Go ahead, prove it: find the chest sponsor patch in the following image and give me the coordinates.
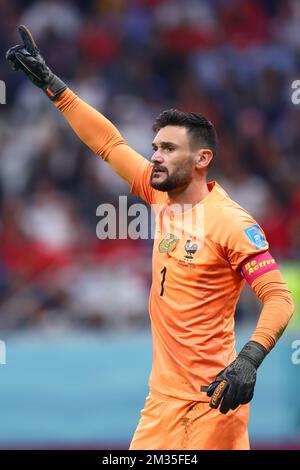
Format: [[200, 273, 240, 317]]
[[244, 224, 267, 250], [241, 251, 278, 284]]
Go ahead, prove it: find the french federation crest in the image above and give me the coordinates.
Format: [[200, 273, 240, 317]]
[[159, 233, 179, 253], [184, 239, 198, 259]]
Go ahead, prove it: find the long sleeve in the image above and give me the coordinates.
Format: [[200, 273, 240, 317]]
[[54, 88, 147, 186], [250, 269, 294, 351]]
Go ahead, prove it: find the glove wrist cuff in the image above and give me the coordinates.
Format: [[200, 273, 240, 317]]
[[238, 340, 268, 369], [43, 74, 67, 101]]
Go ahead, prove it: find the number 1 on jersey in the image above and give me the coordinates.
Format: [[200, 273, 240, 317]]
[[160, 266, 167, 296]]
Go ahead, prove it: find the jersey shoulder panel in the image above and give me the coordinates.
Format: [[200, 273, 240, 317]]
[[209, 185, 269, 270]]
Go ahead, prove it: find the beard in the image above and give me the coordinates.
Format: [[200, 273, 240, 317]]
[[150, 162, 194, 192]]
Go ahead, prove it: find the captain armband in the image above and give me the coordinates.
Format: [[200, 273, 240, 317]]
[[241, 251, 278, 285]]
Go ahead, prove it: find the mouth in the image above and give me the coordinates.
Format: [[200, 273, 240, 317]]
[[152, 167, 167, 178]]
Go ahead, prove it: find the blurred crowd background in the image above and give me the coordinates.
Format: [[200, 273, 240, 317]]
[[0, 0, 299, 449], [0, 0, 299, 332]]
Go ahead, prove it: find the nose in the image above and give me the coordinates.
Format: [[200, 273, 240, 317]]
[[151, 150, 164, 164]]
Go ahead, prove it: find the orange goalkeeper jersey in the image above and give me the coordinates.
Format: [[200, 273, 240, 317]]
[[132, 160, 270, 401], [55, 89, 292, 403]]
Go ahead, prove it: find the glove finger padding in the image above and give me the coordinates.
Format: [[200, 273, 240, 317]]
[[206, 381, 218, 397], [18, 25, 38, 55], [208, 379, 228, 409], [221, 382, 244, 413], [6, 24, 39, 73], [6, 45, 24, 71], [15, 50, 50, 85], [219, 383, 236, 414], [229, 384, 242, 410], [240, 387, 254, 405]]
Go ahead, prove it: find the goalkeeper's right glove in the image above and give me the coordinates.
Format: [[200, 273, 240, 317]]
[[6, 25, 67, 101]]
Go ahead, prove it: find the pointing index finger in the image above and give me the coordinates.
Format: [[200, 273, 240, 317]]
[[18, 25, 38, 55]]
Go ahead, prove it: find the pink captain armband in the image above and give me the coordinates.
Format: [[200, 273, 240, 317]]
[[241, 251, 279, 285]]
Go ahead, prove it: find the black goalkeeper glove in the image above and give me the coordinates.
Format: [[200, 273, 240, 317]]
[[206, 341, 268, 414], [6, 25, 67, 101]]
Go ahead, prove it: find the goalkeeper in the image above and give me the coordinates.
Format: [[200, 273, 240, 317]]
[[6, 26, 294, 450]]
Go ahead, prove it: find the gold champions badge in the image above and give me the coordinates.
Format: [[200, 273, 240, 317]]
[[159, 233, 179, 253]]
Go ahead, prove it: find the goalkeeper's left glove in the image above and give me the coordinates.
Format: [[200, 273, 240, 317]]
[[206, 340, 268, 414], [6, 25, 67, 101]]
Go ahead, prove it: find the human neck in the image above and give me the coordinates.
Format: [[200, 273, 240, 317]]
[[167, 177, 210, 208]]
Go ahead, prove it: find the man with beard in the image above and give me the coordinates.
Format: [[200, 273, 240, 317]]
[[6, 26, 294, 450]]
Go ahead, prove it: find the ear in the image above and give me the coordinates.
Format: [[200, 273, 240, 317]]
[[195, 149, 213, 170]]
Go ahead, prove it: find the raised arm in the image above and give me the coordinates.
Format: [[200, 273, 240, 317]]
[[6, 25, 147, 186], [54, 89, 146, 185]]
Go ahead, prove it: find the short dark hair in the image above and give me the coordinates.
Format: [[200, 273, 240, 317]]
[[153, 109, 217, 156]]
